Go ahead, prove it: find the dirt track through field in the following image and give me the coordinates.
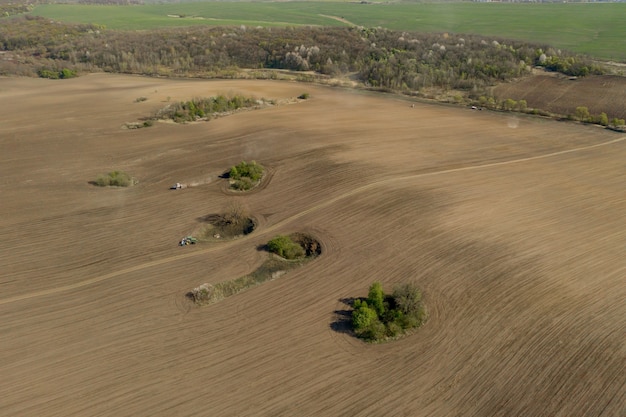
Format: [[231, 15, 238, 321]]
[[3, 135, 623, 307], [1, 74, 624, 417]]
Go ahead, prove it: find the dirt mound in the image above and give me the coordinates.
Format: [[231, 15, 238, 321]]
[[290, 232, 322, 257], [197, 213, 256, 240]]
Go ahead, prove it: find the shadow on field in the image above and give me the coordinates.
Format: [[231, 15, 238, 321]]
[[330, 297, 357, 335]]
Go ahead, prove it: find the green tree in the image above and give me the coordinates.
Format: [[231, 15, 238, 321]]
[[367, 282, 385, 317], [60, 68, 77, 79], [575, 106, 590, 122], [503, 98, 517, 111], [352, 299, 378, 332], [599, 112, 609, 126]]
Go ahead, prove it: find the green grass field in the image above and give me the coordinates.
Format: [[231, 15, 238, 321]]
[[28, 2, 626, 61]]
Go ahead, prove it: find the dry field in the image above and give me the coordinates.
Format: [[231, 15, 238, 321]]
[[494, 71, 626, 120], [1, 74, 625, 416]]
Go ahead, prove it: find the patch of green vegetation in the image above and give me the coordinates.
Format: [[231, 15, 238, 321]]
[[155, 95, 259, 123], [229, 160, 264, 191], [93, 170, 134, 187], [267, 235, 305, 260], [352, 281, 426, 343], [38, 68, 77, 79], [298, 92, 310, 100]]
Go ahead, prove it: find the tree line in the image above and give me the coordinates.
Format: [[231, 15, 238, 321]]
[[0, 15, 604, 96]]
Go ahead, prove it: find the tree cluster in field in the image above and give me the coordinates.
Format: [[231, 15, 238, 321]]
[[93, 170, 134, 187], [538, 53, 601, 77], [0, 16, 604, 95], [154, 94, 259, 123], [228, 160, 264, 191], [352, 281, 426, 342]]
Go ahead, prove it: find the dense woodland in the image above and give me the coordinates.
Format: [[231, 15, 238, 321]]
[[0, 15, 604, 98]]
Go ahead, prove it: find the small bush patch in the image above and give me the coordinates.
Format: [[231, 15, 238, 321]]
[[228, 160, 265, 191], [267, 235, 305, 260], [93, 170, 134, 187], [38, 68, 77, 79]]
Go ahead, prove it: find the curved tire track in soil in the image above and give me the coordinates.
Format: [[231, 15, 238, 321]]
[[1, 135, 624, 307]]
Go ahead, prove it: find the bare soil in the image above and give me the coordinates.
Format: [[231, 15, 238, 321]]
[[1, 73, 624, 417], [493, 71, 626, 120]]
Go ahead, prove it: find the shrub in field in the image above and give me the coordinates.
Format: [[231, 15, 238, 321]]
[[351, 281, 426, 343], [188, 283, 213, 304], [38, 68, 77, 79], [60, 68, 77, 79], [229, 160, 264, 190], [94, 170, 134, 187], [231, 176, 253, 191], [267, 235, 305, 260]]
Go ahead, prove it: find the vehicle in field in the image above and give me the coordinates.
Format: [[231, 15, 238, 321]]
[[179, 236, 197, 246]]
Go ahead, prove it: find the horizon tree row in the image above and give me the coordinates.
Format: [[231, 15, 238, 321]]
[[1, 16, 604, 95]]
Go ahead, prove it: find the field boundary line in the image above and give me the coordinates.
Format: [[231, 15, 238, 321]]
[[1, 136, 624, 306]]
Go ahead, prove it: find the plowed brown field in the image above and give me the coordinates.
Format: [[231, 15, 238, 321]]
[[494, 72, 626, 120], [1, 74, 624, 417]]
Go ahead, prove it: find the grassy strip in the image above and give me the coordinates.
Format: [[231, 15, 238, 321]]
[[189, 256, 309, 306]]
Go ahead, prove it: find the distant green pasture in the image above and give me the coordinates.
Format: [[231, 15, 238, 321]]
[[29, 2, 626, 61]]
